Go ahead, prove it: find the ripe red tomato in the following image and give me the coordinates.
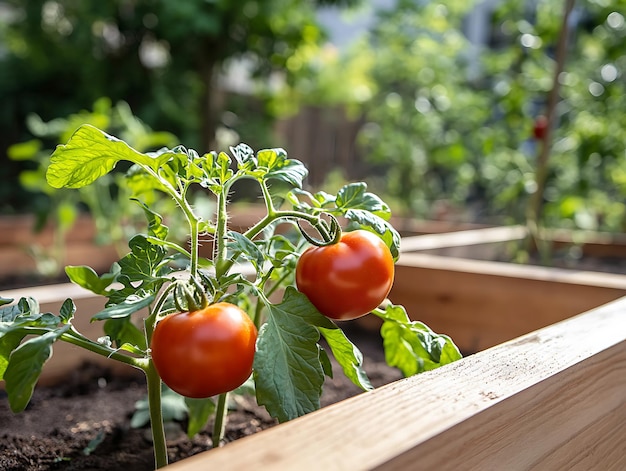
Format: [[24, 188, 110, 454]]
[[533, 115, 548, 140], [296, 229, 395, 320], [150, 302, 257, 398]]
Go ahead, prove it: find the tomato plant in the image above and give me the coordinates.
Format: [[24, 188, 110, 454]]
[[0, 124, 461, 469], [296, 230, 394, 320], [151, 302, 257, 398]]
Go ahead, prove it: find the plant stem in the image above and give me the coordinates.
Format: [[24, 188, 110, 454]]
[[146, 360, 168, 469], [259, 180, 276, 216], [526, 0, 575, 245], [243, 209, 327, 241], [60, 329, 148, 370], [212, 392, 229, 448], [140, 164, 199, 276], [188, 207, 200, 279], [214, 188, 229, 279]]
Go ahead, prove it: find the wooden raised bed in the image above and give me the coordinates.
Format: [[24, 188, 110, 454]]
[[0, 215, 119, 282], [2, 229, 626, 469], [166, 295, 626, 470], [389, 226, 626, 353]]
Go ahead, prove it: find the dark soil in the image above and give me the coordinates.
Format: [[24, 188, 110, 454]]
[[0, 324, 401, 471]]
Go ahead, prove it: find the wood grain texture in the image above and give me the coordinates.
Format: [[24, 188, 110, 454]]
[[388, 253, 626, 352], [166, 296, 626, 471], [399, 225, 527, 252]]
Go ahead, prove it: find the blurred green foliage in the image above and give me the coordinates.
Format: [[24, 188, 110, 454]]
[[276, 0, 626, 232], [358, 0, 626, 231], [7, 98, 203, 276], [3, 0, 626, 234], [0, 0, 359, 214]]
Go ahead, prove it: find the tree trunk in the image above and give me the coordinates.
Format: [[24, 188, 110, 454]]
[[198, 49, 222, 153]]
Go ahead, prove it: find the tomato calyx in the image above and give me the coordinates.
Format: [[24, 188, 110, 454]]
[[172, 277, 209, 313], [296, 212, 342, 247]]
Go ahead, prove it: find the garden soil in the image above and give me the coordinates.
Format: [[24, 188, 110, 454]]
[[0, 324, 401, 471]]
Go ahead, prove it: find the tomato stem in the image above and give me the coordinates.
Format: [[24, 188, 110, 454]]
[[59, 327, 148, 370], [212, 392, 229, 448], [260, 179, 276, 216], [214, 187, 230, 279], [146, 360, 169, 469]]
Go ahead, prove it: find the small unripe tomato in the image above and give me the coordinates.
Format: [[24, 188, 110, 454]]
[[150, 302, 257, 398], [295, 230, 395, 320]]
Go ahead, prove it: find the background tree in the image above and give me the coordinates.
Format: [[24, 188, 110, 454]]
[[0, 0, 359, 213], [272, 0, 626, 232]]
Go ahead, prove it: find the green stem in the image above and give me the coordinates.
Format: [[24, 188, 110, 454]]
[[147, 237, 192, 259], [214, 188, 230, 279], [188, 209, 200, 279], [212, 392, 229, 448], [60, 328, 148, 370], [60, 326, 168, 467], [211, 208, 337, 283], [146, 360, 168, 469], [243, 209, 325, 241], [259, 180, 276, 216], [139, 165, 199, 277], [145, 283, 179, 333]]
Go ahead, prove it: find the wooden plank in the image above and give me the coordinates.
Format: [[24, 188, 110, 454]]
[[165, 296, 626, 471], [387, 253, 626, 352], [0, 283, 139, 386], [399, 225, 527, 252], [400, 224, 626, 261]]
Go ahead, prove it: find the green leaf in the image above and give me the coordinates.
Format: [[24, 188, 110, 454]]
[[132, 199, 169, 241], [17, 297, 39, 317], [0, 298, 59, 333], [118, 235, 169, 283], [185, 397, 215, 438], [257, 148, 308, 188], [93, 292, 155, 321], [0, 297, 13, 307], [103, 317, 147, 350], [58, 298, 76, 323], [130, 410, 150, 429], [227, 231, 265, 270], [319, 347, 334, 378], [253, 287, 326, 422], [131, 384, 188, 429], [0, 298, 35, 323], [201, 151, 234, 191], [267, 234, 299, 268], [46, 124, 172, 189], [7, 139, 42, 161], [5, 326, 70, 412], [160, 386, 189, 421], [319, 327, 373, 391], [378, 305, 462, 377], [66, 265, 118, 295], [0, 331, 25, 381], [336, 183, 391, 219], [230, 143, 255, 166]]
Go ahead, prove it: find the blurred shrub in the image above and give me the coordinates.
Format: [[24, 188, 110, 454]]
[[359, 0, 626, 231], [275, 0, 626, 232], [7, 98, 209, 276]]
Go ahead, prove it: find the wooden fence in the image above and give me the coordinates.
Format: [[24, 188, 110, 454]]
[[274, 106, 369, 186]]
